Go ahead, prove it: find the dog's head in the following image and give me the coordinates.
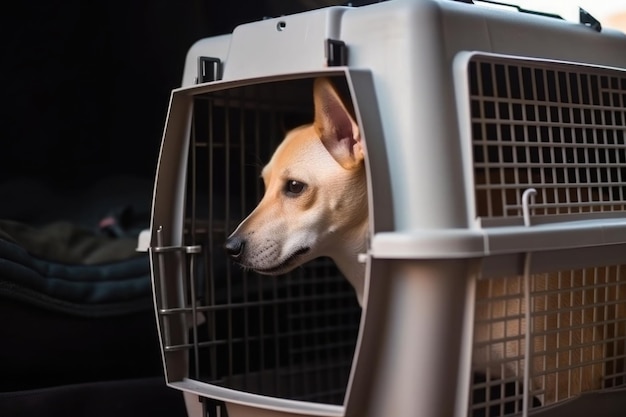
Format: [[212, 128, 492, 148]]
[[225, 78, 368, 279]]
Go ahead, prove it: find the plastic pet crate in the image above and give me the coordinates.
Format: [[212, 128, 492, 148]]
[[148, 0, 626, 416]]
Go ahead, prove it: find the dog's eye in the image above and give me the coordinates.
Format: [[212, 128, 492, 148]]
[[284, 180, 306, 196]]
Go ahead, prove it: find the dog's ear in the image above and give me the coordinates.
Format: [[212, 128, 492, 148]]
[[313, 78, 363, 170]]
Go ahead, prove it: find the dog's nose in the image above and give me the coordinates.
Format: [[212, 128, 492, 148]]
[[224, 235, 245, 259]]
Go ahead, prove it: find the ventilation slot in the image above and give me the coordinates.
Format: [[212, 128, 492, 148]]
[[469, 56, 626, 225]]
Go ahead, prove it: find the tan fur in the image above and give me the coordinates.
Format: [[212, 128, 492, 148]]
[[474, 270, 626, 405], [225, 78, 368, 303]]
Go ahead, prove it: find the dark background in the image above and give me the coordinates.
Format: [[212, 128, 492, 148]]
[[0, 1, 367, 186], [0, 0, 385, 229]]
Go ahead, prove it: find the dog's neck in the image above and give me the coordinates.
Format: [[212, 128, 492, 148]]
[[330, 220, 368, 306]]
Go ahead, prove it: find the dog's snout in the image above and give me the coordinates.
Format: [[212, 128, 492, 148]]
[[225, 235, 245, 259]]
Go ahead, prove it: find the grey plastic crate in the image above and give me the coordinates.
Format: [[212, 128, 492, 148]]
[[148, 1, 626, 416]]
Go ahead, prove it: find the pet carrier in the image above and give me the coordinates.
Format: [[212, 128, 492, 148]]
[[148, 0, 626, 416]]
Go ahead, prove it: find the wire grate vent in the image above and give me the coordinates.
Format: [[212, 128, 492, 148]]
[[471, 266, 626, 416], [469, 55, 626, 224], [153, 78, 362, 405]]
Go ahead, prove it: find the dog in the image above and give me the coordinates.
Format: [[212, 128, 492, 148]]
[[224, 77, 368, 305], [225, 77, 626, 409]]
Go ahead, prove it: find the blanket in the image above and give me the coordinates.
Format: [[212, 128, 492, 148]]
[[0, 220, 152, 317]]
